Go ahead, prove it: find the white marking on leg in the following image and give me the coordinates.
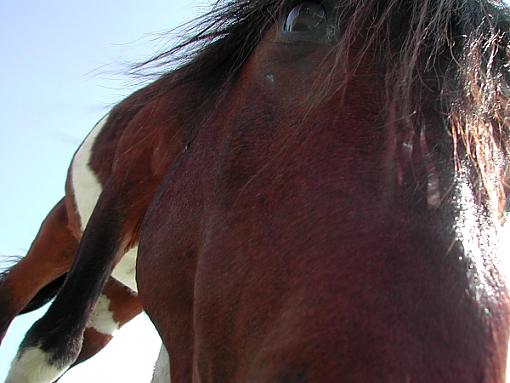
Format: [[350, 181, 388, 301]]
[[6, 347, 66, 383], [71, 114, 108, 231], [70, 115, 140, 293], [151, 345, 171, 383], [86, 294, 120, 336], [112, 246, 139, 293]]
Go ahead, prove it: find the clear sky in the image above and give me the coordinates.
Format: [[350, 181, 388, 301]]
[[0, 1, 209, 381]]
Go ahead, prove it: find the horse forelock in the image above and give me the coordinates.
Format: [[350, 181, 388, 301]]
[[132, 0, 510, 217], [330, 0, 510, 220]]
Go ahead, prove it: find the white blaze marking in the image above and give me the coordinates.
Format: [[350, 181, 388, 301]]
[[111, 246, 139, 293], [71, 114, 108, 231], [6, 347, 66, 383], [86, 294, 120, 336]]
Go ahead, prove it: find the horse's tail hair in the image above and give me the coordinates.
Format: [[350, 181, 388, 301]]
[[0, 255, 22, 285], [0, 256, 66, 314]]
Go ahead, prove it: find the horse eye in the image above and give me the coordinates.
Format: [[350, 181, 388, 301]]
[[283, 2, 327, 33]]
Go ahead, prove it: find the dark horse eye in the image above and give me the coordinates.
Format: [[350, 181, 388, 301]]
[[283, 2, 327, 33]]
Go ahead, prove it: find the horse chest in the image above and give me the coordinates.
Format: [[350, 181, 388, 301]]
[[70, 114, 138, 293]]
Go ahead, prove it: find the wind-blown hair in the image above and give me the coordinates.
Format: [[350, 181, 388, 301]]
[[135, 0, 510, 211]]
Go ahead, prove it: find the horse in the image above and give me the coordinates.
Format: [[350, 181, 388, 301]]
[[4, 0, 510, 382], [0, 73, 191, 376], [0, 198, 143, 367]]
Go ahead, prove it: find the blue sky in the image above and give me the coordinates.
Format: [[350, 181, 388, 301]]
[[0, 1, 208, 381]]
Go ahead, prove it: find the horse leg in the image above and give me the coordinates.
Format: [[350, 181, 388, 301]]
[[0, 198, 78, 343], [72, 277, 142, 366], [5, 190, 129, 383]]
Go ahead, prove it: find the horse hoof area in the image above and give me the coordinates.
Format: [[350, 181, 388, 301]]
[[5, 347, 66, 383]]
